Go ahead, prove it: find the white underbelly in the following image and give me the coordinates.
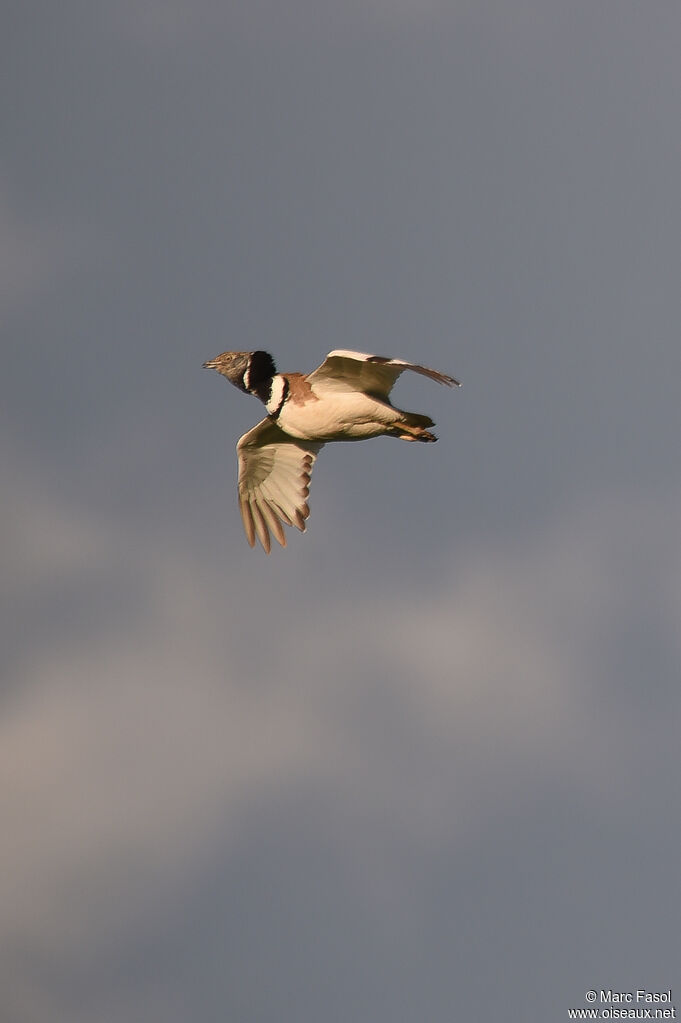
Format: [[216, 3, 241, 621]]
[[278, 392, 399, 442]]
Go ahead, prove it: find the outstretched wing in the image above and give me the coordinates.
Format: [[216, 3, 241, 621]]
[[307, 349, 460, 398], [236, 419, 323, 553]]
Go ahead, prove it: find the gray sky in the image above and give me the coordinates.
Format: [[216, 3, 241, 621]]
[[3, 3, 681, 1021]]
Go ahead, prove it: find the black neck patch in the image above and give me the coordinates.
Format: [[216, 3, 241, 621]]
[[246, 350, 276, 397]]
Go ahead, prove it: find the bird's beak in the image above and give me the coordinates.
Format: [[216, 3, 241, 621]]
[[202, 359, 218, 370]]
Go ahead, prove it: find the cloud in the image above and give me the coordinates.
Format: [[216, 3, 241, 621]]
[[108, 0, 466, 51], [3, 454, 681, 1018], [105, 0, 573, 57], [0, 185, 93, 316]]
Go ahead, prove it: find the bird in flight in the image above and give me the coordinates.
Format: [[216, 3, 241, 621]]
[[203, 348, 459, 552]]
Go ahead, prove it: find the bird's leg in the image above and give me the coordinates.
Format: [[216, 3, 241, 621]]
[[389, 423, 438, 442]]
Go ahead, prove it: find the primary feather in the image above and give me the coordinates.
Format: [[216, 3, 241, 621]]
[[237, 419, 322, 553]]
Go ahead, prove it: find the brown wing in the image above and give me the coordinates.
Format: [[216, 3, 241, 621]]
[[236, 419, 323, 553], [306, 349, 460, 398]]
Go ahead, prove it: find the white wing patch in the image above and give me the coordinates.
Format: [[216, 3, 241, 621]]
[[307, 349, 459, 398], [236, 419, 323, 553]]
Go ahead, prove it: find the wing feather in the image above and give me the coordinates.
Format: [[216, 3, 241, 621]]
[[236, 419, 322, 552], [307, 349, 459, 398], [255, 493, 287, 549], [249, 499, 272, 554], [239, 493, 257, 548], [259, 480, 295, 527], [260, 457, 306, 509]]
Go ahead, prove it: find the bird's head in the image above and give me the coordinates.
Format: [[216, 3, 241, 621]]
[[202, 350, 276, 393]]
